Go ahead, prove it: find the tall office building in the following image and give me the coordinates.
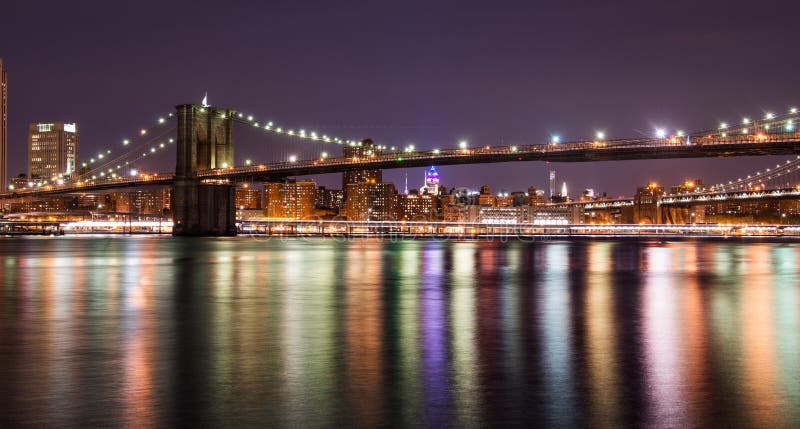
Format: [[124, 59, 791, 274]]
[[263, 179, 316, 219], [28, 122, 79, 179], [1, 59, 7, 191], [342, 138, 382, 202]]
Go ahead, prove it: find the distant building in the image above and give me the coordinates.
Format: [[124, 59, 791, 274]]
[[531, 205, 584, 225], [495, 192, 514, 207], [634, 182, 665, 224], [397, 193, 438, 221], [345, 181, 397, 221], [342, 139, 382, 203], [419, 165, 444, 195], [1, 58, 7, 191], [478, 184, 496, 206], [315, 186, 344, 211], [473, 206, 530, 224], [527, 186, 545, 206], [235, 184, 262, 209], [264, 179, 316, 219], [28, 122, 79, 179], [111, 188, 171, 214], [670, 179, 705, 195]]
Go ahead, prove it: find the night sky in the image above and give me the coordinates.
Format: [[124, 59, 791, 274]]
[[2, 0, 800, 196]]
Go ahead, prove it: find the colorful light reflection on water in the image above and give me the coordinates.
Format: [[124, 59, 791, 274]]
[[0, 237, 799, 427]]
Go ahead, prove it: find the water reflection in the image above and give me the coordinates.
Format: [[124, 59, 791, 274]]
[[0, 237, 799, 427]]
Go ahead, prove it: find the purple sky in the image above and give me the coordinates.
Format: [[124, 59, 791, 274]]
[[2, 0, 799, 196]]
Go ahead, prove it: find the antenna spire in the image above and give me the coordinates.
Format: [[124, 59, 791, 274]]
[[201, 92, 209, 107]]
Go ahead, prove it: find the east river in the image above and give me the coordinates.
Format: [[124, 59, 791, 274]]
[[0, 237, 799, 428]]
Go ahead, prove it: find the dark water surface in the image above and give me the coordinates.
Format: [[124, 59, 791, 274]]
[[1, 237, 799, 428]]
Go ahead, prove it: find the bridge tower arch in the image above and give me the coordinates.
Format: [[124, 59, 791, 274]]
[[172, 104, 237, 236]]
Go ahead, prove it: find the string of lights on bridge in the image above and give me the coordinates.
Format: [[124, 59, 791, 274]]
[[8, 102, 800, 195], [16, 112, 178, 190]]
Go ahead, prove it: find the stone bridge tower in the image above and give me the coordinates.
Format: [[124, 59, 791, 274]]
[[172, 104, 237, 236]]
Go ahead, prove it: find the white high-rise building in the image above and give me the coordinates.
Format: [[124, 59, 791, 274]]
[[27, 122, 79, 179]]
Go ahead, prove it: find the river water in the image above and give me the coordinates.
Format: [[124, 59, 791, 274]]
[[0, 237, 798, 428]]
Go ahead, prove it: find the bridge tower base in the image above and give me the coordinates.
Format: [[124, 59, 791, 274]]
[[172, 104, 238, 236]]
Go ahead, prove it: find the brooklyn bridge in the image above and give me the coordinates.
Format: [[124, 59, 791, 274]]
[[3, 103, 800, 235]]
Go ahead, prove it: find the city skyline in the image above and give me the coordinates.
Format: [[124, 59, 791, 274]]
[[2, 1, 800, 195]]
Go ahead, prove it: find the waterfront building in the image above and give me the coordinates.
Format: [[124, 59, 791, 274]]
[[473, 206, 530, 224], [28, 121, 78, 179], [1, 58, 7, 191], [397, 192, 439, 221], [111, 188, 171, 214], [342, 138, 382, 203], [264, 179, 316, 219], [531, 205, 584, 225], [235, 183, 262, 209], [344, 180, 397, 221]]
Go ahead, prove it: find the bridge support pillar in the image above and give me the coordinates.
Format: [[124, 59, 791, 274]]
[[172, 104, 238, 236]]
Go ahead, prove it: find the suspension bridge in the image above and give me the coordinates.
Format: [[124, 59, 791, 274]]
[[3, 102, 800, 235]]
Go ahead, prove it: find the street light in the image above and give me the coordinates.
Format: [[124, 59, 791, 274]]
[[595, 131, 605, 140], [655, 128, 666, 139]]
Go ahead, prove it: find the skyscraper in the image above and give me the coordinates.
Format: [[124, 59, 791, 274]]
[[27, 122, 79, 179], [0, 59, 7, 191]]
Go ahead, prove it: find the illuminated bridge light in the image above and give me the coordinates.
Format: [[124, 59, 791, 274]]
[[791, 107, 798, 114], [742, 118, 750, 124], [719, 122, 728, 129], [655, 128, 666, 138], [595, 131, 606, 140], [551, 135, 560, 144], [765, 112, 775, 120]]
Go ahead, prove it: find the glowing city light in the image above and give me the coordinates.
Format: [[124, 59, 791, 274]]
[[130, 169, 138, 176], [551, 135, 561, 144], [655, 128, 666, 139], [719, 122, 728, 129], [459, 140, 468, 149], [289, 155, 297, 162], [765, 112, 775, 120], [595, 131, 605, 140]]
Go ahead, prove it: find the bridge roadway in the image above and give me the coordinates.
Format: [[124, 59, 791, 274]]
[[4, 134, 800, 198]]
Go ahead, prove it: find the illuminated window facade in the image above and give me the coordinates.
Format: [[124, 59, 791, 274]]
[[235, 184, 262, 209], [345, 181, 397, 221], [264, 179, 316, 219], [27, 121, 78, 179]]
